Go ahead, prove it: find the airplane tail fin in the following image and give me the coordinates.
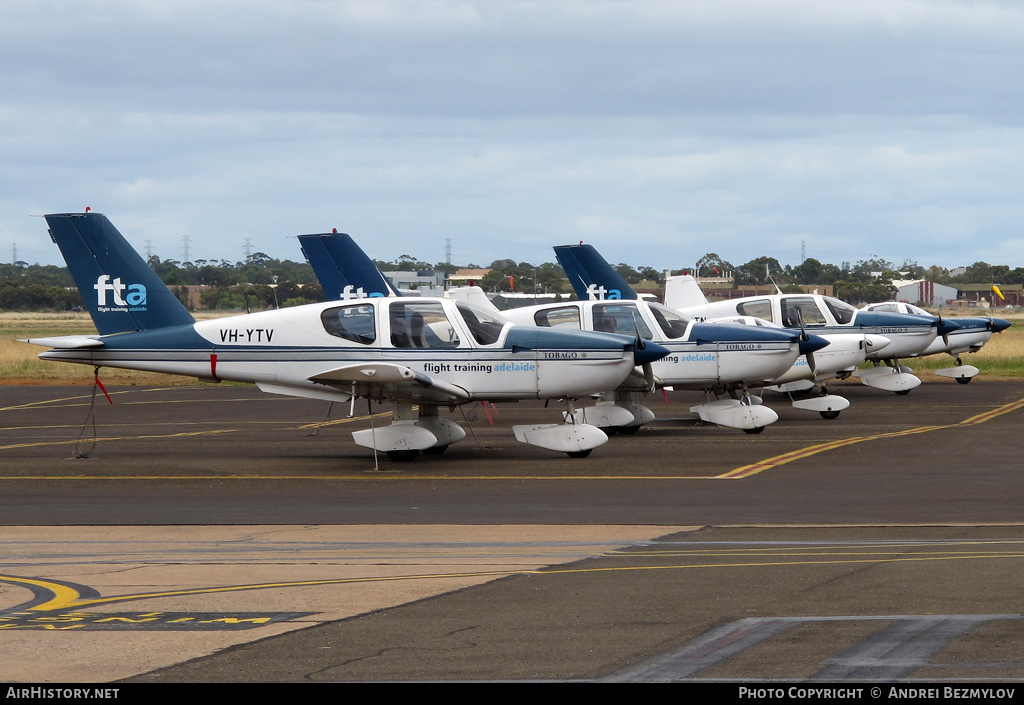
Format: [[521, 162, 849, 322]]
[[553, 244, 637, 300], [298, 232, 401, 300], [44, 212, 195, 335], [663, 274, 709, 310]]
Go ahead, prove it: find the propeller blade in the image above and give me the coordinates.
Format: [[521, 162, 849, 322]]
[[630, 310, 646, 350]]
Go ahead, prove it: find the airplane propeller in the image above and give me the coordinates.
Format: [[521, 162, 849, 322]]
[[629, 309, 656, 392], [789, 306, 817, 376], [936, 309, 949, 347]]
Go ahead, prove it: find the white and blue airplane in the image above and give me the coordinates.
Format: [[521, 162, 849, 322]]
[[859, 300, 1010, 383], [553, 244, 896, 419], [23, 213, 672, 460], [298, 232, 831, 434], [660, 271, 958, 394]]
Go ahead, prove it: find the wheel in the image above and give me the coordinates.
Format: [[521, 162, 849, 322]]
[[616, 425, 641, 435], [566, 449, 592, 458], [422, 444, 449, 455], [894, 390, 911, 396], [819, 410, 841, 420], [955, 377, 971, 385], [386, 449, 420, 461], [743, 426, 765, 435], [602, 427, 618, 437]]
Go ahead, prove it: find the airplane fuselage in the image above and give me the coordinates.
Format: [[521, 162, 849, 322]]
[[36, 298, 653, 403], [500, 299, 811, 389], [678, 294, 941, 361]]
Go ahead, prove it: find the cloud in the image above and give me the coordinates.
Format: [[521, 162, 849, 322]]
[[3, 1, 1024, 271]]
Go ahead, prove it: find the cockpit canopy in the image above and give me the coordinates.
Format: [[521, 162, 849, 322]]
[[320, 299, 510, 348]]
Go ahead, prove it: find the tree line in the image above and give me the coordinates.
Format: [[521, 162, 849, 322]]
[[1, 251, 1019, 312]]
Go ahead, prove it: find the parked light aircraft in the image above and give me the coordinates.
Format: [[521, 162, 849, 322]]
[[660, 271, 957, 395], [859, 301, 1010, 383], [298, 231, 834, 433], [24, 213, 672, 460], [553, 244, 894, 418]]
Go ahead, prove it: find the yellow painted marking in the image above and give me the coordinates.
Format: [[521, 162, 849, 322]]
[[0, 576, 84, 608], [0, 474, 710, 481], [720, 396, 1024, 479], [295, 411, 393, 430], [960, 397, 1024, 425], [721, 425, 951, 479], [0, 391, 136, 412], [20, 571, 523, 612], [0, 429, 237, 452], [7, 545, 1024, 613]]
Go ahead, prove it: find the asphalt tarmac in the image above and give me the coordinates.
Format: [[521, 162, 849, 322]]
[[2, 379, 1024, 682]]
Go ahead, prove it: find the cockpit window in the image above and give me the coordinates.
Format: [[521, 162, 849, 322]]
[[780, 297, 828, 327], [649, 303, 690, 339], [456, 302, 507, 345], [321, 304, 376, 345], [866, 303, 899, 313], [823, 297, 856, 325], [389, 302, 460, 348], [736, 299, 773, 323], [593, 303, 653, 340], [534, 306, 581, 329]]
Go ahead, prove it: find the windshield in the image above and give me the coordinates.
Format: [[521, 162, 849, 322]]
[[780, 297, 828, 327], [456, 302, 508, 345], [389, 301, 460, 348], [823, 297, 857, 325], [592, 302, 653, 340], [648, 303, 690, 339]]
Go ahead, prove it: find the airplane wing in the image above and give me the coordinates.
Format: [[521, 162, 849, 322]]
[[19, 335, 103, 349], [308, 362, 472, 404]]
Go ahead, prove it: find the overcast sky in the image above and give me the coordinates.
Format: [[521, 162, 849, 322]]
[[4, 0, 1024, 272]]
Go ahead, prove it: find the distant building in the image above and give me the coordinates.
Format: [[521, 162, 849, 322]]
[[383, 269, 442, 291], [892, 280, 959, 307]]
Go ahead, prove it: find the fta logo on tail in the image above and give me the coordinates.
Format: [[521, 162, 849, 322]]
[[94, 275, 147, 310], [339, 285, 386, 300], [585, 284, 621, 300]]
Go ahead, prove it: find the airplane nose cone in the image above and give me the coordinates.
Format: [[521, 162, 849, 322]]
[[990, 318, 1012, 333], [798, 333, 829, 355], [936, 318, 961, 337], [633, 339, 671, 366]]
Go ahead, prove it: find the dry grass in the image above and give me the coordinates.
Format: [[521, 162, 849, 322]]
[[907, 314, 1024, 380], [1, 310, 1021, 385], [0, 311, 230, 385]]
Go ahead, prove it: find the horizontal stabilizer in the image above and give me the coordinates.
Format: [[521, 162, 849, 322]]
[[19, 335, 102, 349]]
